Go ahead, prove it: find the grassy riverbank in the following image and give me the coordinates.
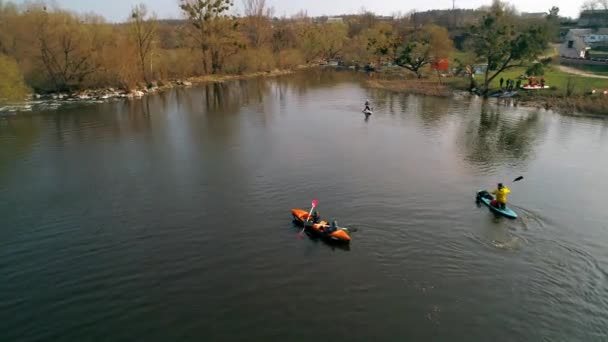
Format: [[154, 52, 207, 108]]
[[365, 65, 608, 116], [487, 66, 608, 95], [485, 66, 608, 115], [366, 79, 453, 97], [183, 67, 306, 84], [514, 93, 608, 116]]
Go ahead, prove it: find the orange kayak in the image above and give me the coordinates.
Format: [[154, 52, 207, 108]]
[[291, 208, 351, 243]]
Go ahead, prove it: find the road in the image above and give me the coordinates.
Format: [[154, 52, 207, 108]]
[[556, 65, 608, 80]]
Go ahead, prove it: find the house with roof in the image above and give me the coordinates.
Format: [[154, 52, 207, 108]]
[[578, 10, 608, 28], [376, 16, 394, 22], [561, 29, 592, 58], [583, 28, 608, 44], [521, 12, 546, 20], [326, 17, 344, 23]]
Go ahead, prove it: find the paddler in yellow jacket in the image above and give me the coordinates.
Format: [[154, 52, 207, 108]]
[[491, 183, 511, 209]]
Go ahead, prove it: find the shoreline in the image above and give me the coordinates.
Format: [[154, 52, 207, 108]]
[[0, 66, 314, 114], [515, 94, 608, 117], [3, 67, 607, 118], [182, 67, 308, 84], [364, 77, 608, 117], [365, 79, 453, 97]]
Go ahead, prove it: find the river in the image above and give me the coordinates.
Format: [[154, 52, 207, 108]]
[[1, 70, 608, 341]]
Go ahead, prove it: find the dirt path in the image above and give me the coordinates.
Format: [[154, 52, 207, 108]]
[[556, 65, 608, 80]]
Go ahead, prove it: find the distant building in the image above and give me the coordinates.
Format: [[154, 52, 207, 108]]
[[326, 17, 344, 23], [561, 29, 591, 58], [578, 10, 608, 27], [521, 12, 546, 20], [583, 28, 608, 43], [473, 64, 487, 75], [561, 28, 608, 59], [313, 14, 392, 24], [376, 16, 394, 22]]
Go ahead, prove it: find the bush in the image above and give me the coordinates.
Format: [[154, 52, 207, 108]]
[[0, 54, 30, 102], [248, 48, 276, 72], [277, 49, 305, 69], [156, 48, 204, 79], [224, 48, 277, 74], [526, 63, 545, 76]]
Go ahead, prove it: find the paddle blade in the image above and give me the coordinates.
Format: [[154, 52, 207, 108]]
[[311, 199, 318, 207], [513, 176, 524, 182], [297, 227, 306, 239]]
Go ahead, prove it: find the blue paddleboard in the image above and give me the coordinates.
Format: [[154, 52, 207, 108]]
[[476, 190, 518, 219]]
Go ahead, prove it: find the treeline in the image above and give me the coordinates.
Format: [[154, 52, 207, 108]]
[[0, 0, 455, 98], [0, 0, 556, 101]]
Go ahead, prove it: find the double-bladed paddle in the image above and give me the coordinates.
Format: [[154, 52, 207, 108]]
[[298, 200, 318, 239]]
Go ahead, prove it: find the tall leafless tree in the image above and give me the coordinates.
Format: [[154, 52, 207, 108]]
[[129, 4, 157, 83]]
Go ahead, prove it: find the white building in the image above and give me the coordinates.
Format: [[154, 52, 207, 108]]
[[326, 17, 344, 23], [560, 29, 592, 59], [584, 31, 608, 44]]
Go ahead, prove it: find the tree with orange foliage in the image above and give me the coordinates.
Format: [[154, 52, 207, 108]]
[[395, 24, 453, 78]]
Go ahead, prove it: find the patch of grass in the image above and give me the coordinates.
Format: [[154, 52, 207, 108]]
[[562, 63, 608, 76], [521, 95, 608, 116], [371, 62, 608, 115], [366, 79, 452, 97], [186, 69, 297, 83], [588, 50, 608, 58], [487, 66, 608, 95], [450, 50, 470, 62]]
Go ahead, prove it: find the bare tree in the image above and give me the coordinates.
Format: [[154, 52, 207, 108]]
[[292, 10, 309, 22], [242, 0, 273, 48], [129, 4, 157, 83], [180, 0, 235, 74], [243, 0, 271, 17], [35, 9, 97, 91], [581, 0, 608, 27], [582, 0, 600, 11]]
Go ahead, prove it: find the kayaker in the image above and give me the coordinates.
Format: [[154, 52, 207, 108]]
[[329, 220, 338, 233], [491, 183, 511, 209], [364, 100, 372, 112], [311, 211, 320, 224]]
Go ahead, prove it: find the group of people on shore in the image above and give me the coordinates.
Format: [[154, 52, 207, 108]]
[[499, 78, 520, 91], [525, 77, 546, 88], [499, 76, 547, 90], [591, 89, 608, 95]]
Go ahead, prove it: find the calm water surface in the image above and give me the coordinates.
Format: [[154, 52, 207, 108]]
[[2, 70, 608, 341]]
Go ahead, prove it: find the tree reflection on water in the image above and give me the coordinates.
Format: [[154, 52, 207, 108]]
[[459, 101, 544, 169]]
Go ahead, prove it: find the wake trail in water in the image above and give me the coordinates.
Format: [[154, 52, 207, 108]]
[[526, 236, 608, 337], [466, 231, 528, 252], [510, 205, 553, 231]]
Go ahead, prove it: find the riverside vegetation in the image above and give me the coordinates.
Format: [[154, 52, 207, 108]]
[[0, 0, 606, 115], [364, 1, 608, 115]]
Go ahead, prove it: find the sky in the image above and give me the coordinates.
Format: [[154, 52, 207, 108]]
[[12, 0, 583, 22]]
